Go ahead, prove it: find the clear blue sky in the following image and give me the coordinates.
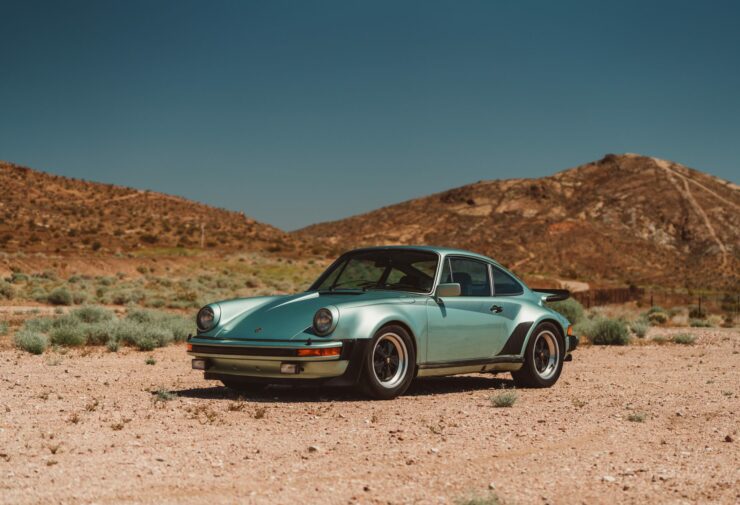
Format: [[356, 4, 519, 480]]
[[1, 0, 738, 230]]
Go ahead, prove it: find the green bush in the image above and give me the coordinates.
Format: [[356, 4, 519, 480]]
[[689, 318, 711, 328], [14, 329, 49, 354], [647, 306, 665, 315], [490, 391, 518, 408], [647, 311, 668, 325], [630, 319, 649, 338], [48, 287, 73, 306], [0, 321, 8, 336], [673, 333, 696, 345], [0, 280, 15, 300], [71, 305, 114, 324], [688, 306, 707, 319], [50, 320, 87, 346], [106, 339, 119, 352], [589, 318, 630, 346], [82, 320, 118, 345], [546, 298, 584, 325]]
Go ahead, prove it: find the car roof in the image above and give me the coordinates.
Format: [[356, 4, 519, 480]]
[[346, 245, 504, 267]]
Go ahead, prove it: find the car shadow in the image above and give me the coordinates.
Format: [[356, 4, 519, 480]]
[[173, 374, 515, 403]]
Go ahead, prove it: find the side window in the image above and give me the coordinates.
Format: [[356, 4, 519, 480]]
[[492, 266, 523, 295], [448, 258, 491, 296]]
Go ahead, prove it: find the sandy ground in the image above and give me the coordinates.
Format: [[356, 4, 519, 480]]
[[1, 328, 738, 505]]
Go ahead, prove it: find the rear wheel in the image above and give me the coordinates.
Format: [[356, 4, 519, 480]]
[[360, 325, 415, 400], [511, 322, 564, 388]]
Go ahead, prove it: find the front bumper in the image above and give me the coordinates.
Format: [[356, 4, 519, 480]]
[[187, 338, 370, 387]]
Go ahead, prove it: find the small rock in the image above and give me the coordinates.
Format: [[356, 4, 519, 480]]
[[725, 435, 733, 443], [429, 447, 439, 454], [488, 482, 496, 490], [363, 485, 370, 492], [602, 475, 616, 483], [308, 445, 320, 453]]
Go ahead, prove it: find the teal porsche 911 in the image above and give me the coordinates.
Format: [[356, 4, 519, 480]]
[[187, 246, 578, 399]]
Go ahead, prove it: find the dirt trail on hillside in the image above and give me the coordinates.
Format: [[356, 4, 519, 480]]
[[1, 327, 738, 505]]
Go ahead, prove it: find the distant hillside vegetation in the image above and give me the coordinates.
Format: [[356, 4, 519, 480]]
[[295, 154, 740, 289], [0, 161, 305, 255]]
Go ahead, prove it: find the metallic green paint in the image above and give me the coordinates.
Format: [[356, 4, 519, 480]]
[[189, 246, 574, 383]]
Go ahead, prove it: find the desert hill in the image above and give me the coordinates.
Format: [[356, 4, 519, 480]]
[[295, 154, 740, 289], [0, 161, 301, 255]]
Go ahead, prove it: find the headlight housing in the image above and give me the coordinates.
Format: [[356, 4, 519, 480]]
[[313, 308, 334, 336], [196, 305, 220, 332]]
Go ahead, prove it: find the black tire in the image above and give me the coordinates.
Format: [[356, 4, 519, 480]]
[[360, 325, 416, 400], [221, 378, 269, 393], [511, 322, 564, 388]]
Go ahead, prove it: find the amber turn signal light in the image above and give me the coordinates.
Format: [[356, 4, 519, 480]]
[[296, 347, 341, 357], [186, 343, 193, 351], [567, 325, 574, 336]]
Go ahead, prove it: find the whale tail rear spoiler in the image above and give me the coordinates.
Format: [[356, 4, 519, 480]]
[[533, 289, 570, 302]]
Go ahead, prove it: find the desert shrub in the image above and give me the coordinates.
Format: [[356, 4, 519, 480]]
[[72, 291, 88, 305], [688, 306, 707, 319], [23, 316, 55, 334], [546, 298, 584, 325], [71, 305, 114, 324], [490, 390, 517, 408], [144, 298, 166, 308], [82, 320, 118, 345], [106, 339, 119, 352], [48, 287, 73, 306], [673, 333, 696, 345], [627, 412, 647, 422], [588, 318, 630, 346], [0, 321, 7, 335], [14, 329, 49, 354], [647, 306, 665, 315], [652, 335, 668, 345], [630, 319, 649, 338], [50, 319, 86, 346], [647, 311, 668, 325], [0, 280, 15, 300], [10, 271, 29, 283], [109, 289, 145, 305], [689, 318, 711, 328]]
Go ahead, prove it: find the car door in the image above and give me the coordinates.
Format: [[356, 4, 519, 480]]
[[488, 265, 526, 355], [426, 256, 508, 363]]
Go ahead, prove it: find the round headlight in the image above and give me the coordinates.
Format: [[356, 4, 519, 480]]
[[313, 308, 333, 336], [197, 306, 217, 332]]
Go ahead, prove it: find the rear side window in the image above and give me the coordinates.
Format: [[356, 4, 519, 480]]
[[492, 266, 523, 295], [442, 257, 491, 296]]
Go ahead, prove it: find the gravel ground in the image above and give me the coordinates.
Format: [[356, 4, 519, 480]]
[[1, 327, 738, 505]]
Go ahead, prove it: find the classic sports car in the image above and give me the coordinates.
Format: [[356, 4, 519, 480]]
[[187, 246, 578, 399]]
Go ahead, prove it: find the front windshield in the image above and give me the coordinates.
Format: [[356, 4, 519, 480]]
[[310, 249, 439, 293]]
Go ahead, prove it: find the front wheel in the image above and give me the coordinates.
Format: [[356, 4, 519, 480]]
[[511, 322, 564, 388], [360, 325, 416, 400]]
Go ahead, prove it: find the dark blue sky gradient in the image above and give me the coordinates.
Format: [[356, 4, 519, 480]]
[[1, 0, 738, 229]]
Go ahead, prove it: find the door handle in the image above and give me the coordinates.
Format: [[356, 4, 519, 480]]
[[490, 304, 503, 313]]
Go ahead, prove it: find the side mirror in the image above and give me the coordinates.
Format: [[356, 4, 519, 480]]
[[435, 283, 461, 298]]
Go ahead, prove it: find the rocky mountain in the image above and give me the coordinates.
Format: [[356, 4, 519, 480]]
[[0, 161, 302, 255], [295, 154, 740, 289]]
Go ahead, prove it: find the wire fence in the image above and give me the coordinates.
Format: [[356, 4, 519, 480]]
[[571, 287, 740, 316]]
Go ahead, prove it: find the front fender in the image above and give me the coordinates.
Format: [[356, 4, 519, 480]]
[[330, 300, 428, 364]]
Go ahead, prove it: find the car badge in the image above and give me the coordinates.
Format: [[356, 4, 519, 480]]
[[254, 327, 263, 334]]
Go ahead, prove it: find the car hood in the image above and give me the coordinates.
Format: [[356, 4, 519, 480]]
[[211, 290, 417, 341]]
